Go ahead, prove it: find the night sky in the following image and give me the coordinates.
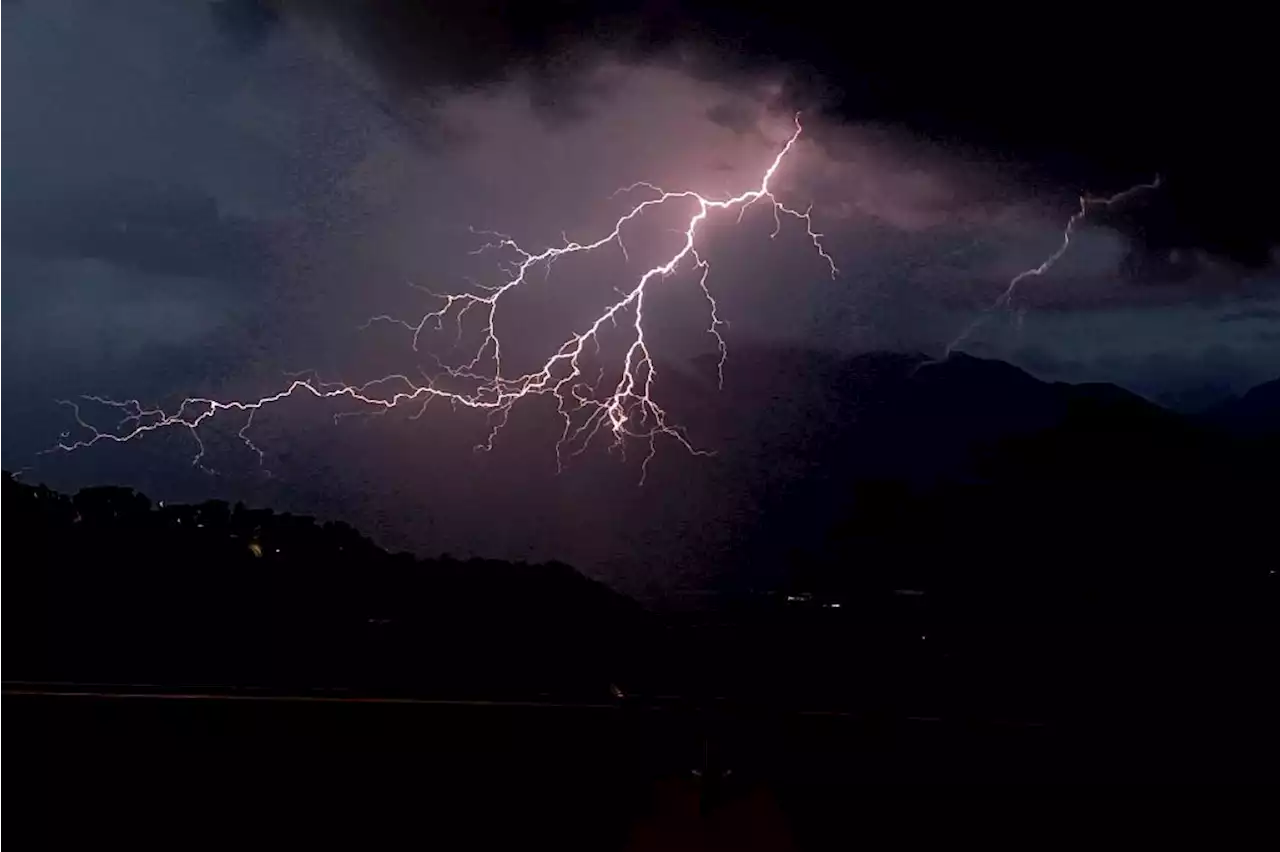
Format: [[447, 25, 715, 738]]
[[5, 0, 1277, 596]]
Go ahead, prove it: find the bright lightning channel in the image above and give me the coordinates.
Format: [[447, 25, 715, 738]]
[[51, 114, 838, 481]]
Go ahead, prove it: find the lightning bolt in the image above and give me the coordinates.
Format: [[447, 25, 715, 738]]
[[943, 175, 1162, 356], [51, 114, 837, 481]]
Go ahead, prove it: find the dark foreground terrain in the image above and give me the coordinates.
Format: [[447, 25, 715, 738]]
[[8, 682, 1273, 850]]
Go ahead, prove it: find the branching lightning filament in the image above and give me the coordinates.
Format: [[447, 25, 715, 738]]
[[945, 175, 1162, 355], [52, 115, 838, 480]]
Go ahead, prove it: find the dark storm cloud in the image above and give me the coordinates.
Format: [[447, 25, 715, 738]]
[[1220, 304, 1280, 324], [259, 1, 1277, 271], [266, 1, 636, 99], [3, 178, 267, 280], [209, 0, 279, 53]]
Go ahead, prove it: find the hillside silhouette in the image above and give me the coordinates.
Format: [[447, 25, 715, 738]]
[[5, 473, 644, 699]]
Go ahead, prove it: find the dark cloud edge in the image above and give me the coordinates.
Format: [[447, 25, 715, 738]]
[[225, 2, 1277, 270]]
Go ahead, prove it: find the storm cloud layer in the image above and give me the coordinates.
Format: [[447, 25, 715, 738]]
[[262, 1, 1280, 265]]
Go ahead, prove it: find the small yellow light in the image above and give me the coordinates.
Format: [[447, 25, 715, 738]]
[[248, 542, 263, 558]]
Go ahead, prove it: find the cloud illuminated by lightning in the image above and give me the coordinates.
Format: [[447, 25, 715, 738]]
[[52, 114, 837, 480], [944, 175, 1162, 355]]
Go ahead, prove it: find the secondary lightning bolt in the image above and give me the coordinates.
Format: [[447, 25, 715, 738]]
[[943, 175, 1162, 357], [51, 114, 837, 481]]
